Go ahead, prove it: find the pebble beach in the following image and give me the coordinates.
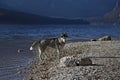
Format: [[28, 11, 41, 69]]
[[26, 41, 120, 80]]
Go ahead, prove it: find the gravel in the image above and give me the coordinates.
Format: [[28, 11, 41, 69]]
[[26, 41, 120, 80]]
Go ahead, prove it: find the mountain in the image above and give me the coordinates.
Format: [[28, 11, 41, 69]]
[[88, 0, 120, 24], [0, 0, 116, 18], [0, 8, 89, 25]]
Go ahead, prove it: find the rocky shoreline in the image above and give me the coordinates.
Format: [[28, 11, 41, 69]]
[[26, 41, 120, 80]]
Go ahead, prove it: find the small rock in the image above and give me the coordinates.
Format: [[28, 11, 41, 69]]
[[59, 56, 73, 67], [98, 36, 111, 41], [29, 77, 34, 80], [91, 39, 97, 41], [18, 49, 24, 53], [80, 58, 92, 66]]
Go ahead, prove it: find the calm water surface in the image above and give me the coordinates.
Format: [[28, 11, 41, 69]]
[[0, 24, 120, 40]]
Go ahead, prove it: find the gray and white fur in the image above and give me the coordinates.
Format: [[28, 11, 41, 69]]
[[30, 33, 68, 60]]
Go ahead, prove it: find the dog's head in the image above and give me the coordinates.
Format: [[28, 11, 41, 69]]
[[60, 33, 68, 43]]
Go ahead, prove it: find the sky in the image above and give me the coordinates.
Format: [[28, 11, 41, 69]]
[[0, 0, 117, 18]]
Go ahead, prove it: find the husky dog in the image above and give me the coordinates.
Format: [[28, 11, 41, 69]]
[[30, 33, 68, 60]]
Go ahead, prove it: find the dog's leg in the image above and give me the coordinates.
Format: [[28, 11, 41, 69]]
[[57, 49, 60, 60], [37, 45, 42, 62], [55, 43, 60, 63], [31, 40, 42, 59], [38, 46, 41, 59], [57, 48, 60, 64]]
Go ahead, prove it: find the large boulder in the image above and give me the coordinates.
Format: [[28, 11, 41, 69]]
[[58, 56, 92, 67]]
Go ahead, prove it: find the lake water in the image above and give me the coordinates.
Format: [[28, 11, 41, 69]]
[[0, 24, 120, 80], [0, 24, 120, 41]]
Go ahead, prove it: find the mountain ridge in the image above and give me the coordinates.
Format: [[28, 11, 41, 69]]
[[88, 0, 120, 24], [0, 8, 89, 25]]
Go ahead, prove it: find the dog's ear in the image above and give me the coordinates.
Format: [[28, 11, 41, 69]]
[[61, 33, 68, 38]]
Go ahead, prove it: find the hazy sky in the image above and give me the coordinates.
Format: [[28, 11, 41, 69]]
[[0, 0, 117, 18]]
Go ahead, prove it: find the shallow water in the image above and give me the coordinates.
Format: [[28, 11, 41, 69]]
[[0, 24, 120, 80], [0, 39, 34, 80]]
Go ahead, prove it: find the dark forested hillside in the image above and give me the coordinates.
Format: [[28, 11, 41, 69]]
[[0, 8, 89, 25]]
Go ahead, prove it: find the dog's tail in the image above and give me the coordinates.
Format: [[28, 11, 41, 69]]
[[30, 40, 40, 51], [30, 46, 33, 50], [30, 42, 34, 51]]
